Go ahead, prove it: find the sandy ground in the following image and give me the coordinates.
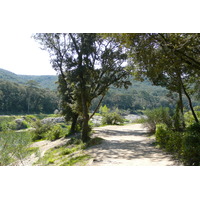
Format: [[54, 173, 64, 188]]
[[12, 137, 69, 166], [86, 124, 182, 166]]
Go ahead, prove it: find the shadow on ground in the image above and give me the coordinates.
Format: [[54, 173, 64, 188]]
[[88, 126, 180, 166]]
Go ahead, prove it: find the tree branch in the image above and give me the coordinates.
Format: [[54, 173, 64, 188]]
[[89, 94, 105, 119]]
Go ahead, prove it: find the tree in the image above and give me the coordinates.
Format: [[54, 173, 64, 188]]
[[113, 33, 200, 128], [25, 80, 41, 113], [57, 74, 79, 134], [33, 33, 131, 142]]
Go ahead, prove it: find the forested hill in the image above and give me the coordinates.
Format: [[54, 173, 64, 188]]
[[1, 68, 199, 114], [0, 68, 58, 90]]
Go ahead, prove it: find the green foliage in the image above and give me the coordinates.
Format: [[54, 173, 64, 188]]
[[34, 139, 88, 166], [0, 121, 9, 131], [61, 155, 90, 166], [31, 120, 53, 141], [102, 112, 124, 125], [0, 79, 58, 115], [184, 110, 200, 126], [155, 122, 200, 165], [34, 33, 131, 142], [0, 116, 16, 131], [91, 78, 184, 114], [155, 124, 170, 148], [45, 125, 64, 141], [0, 130, 32, 165], [181, 123, 200, 165], [0, 68, 58, 90], [31, 120, 69, 141], [99, 105, 110, 114], [7, 121, 18, 130], [143, 107, 172, 133]]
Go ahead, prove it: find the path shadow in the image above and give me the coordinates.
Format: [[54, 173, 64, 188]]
[[89, 127, 178, 165], [93, 129, 148, 138]]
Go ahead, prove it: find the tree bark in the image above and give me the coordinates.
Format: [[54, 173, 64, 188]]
[[81, 112, 90, 142], [81, 92, 90, 142], [175, 71, 186, 130], [80, 83, 91, 142], [69, 113, 79, 135], [180, 78, 199, 123], [178, 84, 185, 129], [89, 95, 105, 120]]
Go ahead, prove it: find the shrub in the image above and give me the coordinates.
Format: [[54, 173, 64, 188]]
[[184, 110, 200, 127], [143, 107, 172, 133], [102, 112, 124, 125], [8, 121, 18, 130], [165, 131, 183, 155], [155, 124, 170, 148], [0, 121, 9, 131], [156, 124, 183, 154], [156, 122, 200, 165], [182, 123, 200, 165], [31, 120, 53, 141], [17, 119, 29, 130], [0, 131, 32, 165], [0, 116, 16, 131], [99, 105, 110, 115], [45, 125, 64, 141]]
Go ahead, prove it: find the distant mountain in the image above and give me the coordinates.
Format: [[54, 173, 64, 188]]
[[0, 68, 58, 90]]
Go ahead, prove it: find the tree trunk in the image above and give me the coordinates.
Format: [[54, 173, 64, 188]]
[[176, 72, 185, 129], [81, 90, 91, 142], [69, 113, 79, 135], [82, 113, 90, 142], [178, 85, 185, 129], [180, 79, 199, 123]]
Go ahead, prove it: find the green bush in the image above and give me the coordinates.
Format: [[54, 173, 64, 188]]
[[99, 105, 110, 115], [31, 120, 69, 141], [165, 131, 183, 155], [0, 121, 9, 131], [8, 121, 18, 130], [155, 122, 200, 165], [31, 120, 53, 141], [102, 112, 124, 125], [0, 131, 32, 165], [156, 124, 183, 154], [0, 116, 16, 131], [45, 125, 64, 141], [182, 123, 200, 165], [155, 124, 170, 148], [143, 107, 172, 133]]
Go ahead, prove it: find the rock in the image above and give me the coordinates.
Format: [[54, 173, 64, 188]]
[[90, 115, 103, 126], [124, 114, 146, 122], [41, 117, 65, 124]]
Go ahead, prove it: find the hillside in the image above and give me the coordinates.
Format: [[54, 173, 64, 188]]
[[0, 68, 58, 90], [2, 67, 197, 113]]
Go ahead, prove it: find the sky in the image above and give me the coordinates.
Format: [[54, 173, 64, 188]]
[[0, 33, 57, 75]]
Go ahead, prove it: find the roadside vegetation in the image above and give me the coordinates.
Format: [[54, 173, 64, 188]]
[[141, 106, 200, 165], [1, 33, 200, 166], [0, 113, 107, 166]]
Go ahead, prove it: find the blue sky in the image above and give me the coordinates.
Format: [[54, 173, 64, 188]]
[[0, 33, 57, 75]]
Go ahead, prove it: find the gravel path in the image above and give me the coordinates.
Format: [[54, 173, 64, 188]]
[[87, 124, 181, 166]]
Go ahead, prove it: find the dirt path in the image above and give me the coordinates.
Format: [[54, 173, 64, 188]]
[[87, 124, 181, 166], [12, 137, 70, 166]]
